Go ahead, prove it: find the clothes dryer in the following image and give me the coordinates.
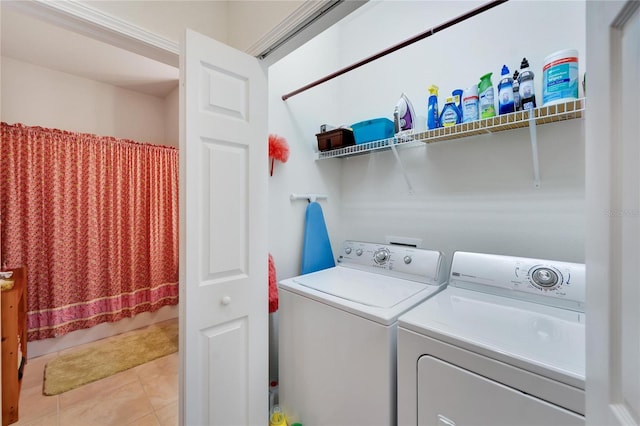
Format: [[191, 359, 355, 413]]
[[279, 241, 447, 426], [398, 251, 585, 426]]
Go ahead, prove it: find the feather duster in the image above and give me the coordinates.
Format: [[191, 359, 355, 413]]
[[268, 134, 289, 176]]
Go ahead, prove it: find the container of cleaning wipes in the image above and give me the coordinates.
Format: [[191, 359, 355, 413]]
[[542, 49, 579, 106]]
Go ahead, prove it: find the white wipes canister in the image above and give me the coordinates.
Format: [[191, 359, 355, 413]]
[[542, 49, 579, 106]]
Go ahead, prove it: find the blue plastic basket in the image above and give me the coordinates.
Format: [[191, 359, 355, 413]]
[[350, 118, 394, 144]]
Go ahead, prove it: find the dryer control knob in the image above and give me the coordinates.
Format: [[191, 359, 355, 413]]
[[530, 266, 561, 290], [404, 255, 412, 264], [374, 248, 390, 264], [356, 249, 363, 256], [345, 247, 352, 254]]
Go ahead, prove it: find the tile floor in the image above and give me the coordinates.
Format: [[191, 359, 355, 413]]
[[14, 321, 178, 426]]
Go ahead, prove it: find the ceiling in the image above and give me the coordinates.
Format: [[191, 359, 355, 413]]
[[1, 7, 180, 98], [0, 1, 366, 99]]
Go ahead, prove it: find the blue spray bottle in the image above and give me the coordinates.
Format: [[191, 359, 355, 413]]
[[452, 89, 463, 114], [440, 96, 462, 127], [427, 85, 440, 129]]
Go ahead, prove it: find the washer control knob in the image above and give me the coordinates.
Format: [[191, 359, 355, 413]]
[[404, 255, 412, 264], [374, 248, 390, 264], [530, 267, 560, 289], [345, 247, 352, 255], [356, 249, 363, 256]]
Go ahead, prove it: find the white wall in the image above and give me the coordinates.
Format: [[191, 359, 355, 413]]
[[1, 56, 177, 146], [268, 27, 344, 282], [164, 86, 180, 145], [268, 0, 587, 284]]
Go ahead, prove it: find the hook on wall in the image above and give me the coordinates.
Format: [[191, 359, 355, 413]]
[[290, 193, 328, 203]]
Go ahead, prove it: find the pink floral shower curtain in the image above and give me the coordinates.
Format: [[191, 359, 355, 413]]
[[0, 122, 179, 341]]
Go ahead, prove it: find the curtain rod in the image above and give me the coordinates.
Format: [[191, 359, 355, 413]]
[[281, 0, 509, 101]]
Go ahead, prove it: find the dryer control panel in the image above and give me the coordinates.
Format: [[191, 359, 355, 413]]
[[337, 241, 447, 285], [448, 251, 585, 312]]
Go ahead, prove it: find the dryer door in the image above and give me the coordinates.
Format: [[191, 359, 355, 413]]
[[417, 355, 584, 426]]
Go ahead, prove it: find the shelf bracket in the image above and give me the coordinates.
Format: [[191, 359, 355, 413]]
[[528, 112, 541, 189], [390, 138, 414, 194]]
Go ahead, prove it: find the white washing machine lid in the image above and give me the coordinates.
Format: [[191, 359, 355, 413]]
[[398, 286, 585, 389], [279, 266, 444, 325]]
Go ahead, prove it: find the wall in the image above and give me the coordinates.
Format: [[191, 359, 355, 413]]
[[268, 0, 587, 284], [268, 27, 344, 282], [1, 56, 177, 146], [164, 86, 180, 145]]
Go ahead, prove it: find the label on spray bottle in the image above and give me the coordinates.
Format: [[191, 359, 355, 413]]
[[520, 79, 535, 110], [440, 102, 460, 127], [479, 86, 495, 118]]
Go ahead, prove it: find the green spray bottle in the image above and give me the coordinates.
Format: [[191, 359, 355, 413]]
[[478, 73, 496, 119]]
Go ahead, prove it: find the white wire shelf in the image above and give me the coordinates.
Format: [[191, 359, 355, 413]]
[[315, 134, 423, 160], [315, 98, 585, 160]]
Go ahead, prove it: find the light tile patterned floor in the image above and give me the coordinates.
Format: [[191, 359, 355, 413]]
[[15, 321, 178, 426]]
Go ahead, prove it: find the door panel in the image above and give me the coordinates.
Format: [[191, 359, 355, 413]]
[[180, 29, 268, 426], [418, 356, 584, 426], [203, 318, 248, 425], [586, 1, 640, 425]]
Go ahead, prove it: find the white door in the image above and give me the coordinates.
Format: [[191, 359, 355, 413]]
[[586, 1, 640, 425], [179, 29, 268, 426]]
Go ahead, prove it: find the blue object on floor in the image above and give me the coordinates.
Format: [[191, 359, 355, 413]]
[[300, 201, 335, 275]]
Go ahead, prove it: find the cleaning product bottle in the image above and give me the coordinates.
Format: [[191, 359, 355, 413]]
[[427, 85, 440, 129], [440, 96, 461, 127], [518, 57, 536, 110], [478, 72, 496, 119], [512, 70, 521, 111], [462, 85, 479, 123], [452, 89, 463, 113], [498, 65, 515, 114]]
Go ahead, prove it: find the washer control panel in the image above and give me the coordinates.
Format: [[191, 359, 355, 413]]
[[449, 251, 585, 311], [337, 241, 446, 285]]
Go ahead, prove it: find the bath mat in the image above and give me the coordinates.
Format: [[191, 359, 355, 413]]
[[43, 320, 178, 396]]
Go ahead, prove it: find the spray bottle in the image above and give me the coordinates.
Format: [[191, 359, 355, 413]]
[[452, 89, 463, 114], [478, 73, 496, 119], [462, 85, 479, 123], [498, 65, 515, 114], [518, 58, 536, 110], [440, 96, 462, 127], [427, 85, 440, 129]]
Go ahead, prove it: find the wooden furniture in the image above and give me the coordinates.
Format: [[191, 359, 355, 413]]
[[1, 266, 27, 426]]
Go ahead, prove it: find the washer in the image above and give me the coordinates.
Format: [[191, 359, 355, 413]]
[[398, 251, 586, 426], [278, 240, 447, 426]]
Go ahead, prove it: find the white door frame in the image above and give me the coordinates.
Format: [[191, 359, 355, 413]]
[[585, 1, 640, 425]]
